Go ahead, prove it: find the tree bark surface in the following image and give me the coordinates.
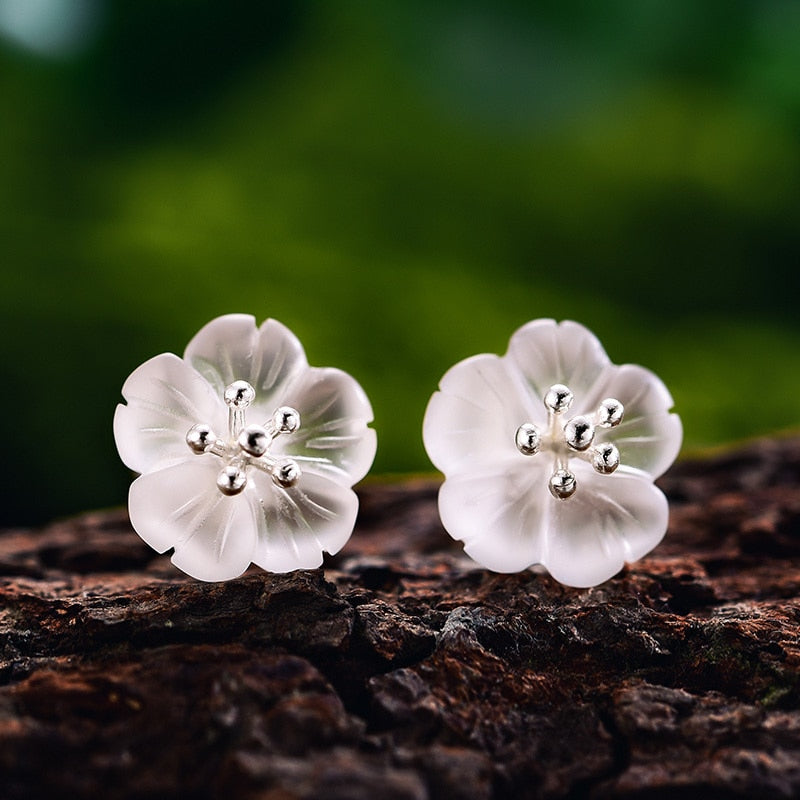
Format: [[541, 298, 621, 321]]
[[1, 438, 800, 799]]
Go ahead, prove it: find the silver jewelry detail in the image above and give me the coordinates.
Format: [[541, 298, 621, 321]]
[[563, 415, 595, 451], [591, 442, 620, 474], [272, 458, 301, 488], [596, 397, 624, 428], [187, 381, 302, 496], [224, 380, 255, 438], [272, 406, 301, 435], [544, 383, 573, 414], [549, 468, 577, 500], [224, 380, 256, 409], [515, 423, 541, 456], [186, 423, 216, 454], [238, 424, 270, 457], [516, 384, 626, 499], [216, 464, 247, 496]]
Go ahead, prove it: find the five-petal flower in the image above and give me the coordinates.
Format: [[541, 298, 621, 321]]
[[114, 314, 377, 581], [423, 319, 682, 587]]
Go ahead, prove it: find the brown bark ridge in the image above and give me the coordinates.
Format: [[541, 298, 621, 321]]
[[1, 438, 800, 800]]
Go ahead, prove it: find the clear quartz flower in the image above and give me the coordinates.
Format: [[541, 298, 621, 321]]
[[422, 319, 682, 588], [114, 314, 377, 581]]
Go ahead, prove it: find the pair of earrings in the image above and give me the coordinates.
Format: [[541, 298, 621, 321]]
[[114, 314, 681, 588]]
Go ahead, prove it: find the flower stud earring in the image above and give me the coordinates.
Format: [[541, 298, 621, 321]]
[[114, 314, 376, 581], [422, 319, 682, 588]]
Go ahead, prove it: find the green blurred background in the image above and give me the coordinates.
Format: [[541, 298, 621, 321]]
[[1, 0, 799, 526]]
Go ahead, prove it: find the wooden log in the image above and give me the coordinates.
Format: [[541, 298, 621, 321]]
[[1, 438, 799, 799]]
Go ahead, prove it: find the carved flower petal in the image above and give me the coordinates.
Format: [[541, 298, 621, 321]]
[[273, 367, 377, 487], [584, 364, 683, 479], [437, 457, 550, 572], [184, 314, 308, 404], [543, 463, 669, 587], [438, 460, 667, 586], [506, 319, 611, 407], [114, 353, 227, 475], [423, 354, 535, 476], [248, 469, 359, 573], [129, 459, 257, 581]]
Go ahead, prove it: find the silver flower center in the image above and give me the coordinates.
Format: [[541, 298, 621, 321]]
[[515, 384, 624, 500], [185, 380, 302, 496]]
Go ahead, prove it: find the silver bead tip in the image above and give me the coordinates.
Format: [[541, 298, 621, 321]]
[[238, 424, 270, 457], [544, 384, 574, 414], [597, 398, 624, 428], [224, 380, 256, 409], [592, 442, 620, 474], [515, 423, 541, 456], [216, 465, 247, 495], [186, 423, 216, 454], [549, 469, 577, 500], [272, 406, 301, 434], [563, 415, 595, 451], [272, 458, 301, 488]]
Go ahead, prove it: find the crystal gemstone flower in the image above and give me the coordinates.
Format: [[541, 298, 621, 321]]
[[114, 314, 376, 581], [423, 319, 682, 587]]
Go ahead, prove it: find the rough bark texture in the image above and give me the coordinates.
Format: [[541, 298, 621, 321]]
[[2, 438, 800, 799]]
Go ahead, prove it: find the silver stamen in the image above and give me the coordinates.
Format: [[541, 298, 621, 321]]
[[564, 415, 595, 451], [271, 406, 301, 435], [216, 464, 247, 496], [549, 469, 577, 500], [272, 458, 301, 488], [544, 384, 574, 414], [515, 423, 541, 456], [596, 398, 624, 428], [592, 442, 620, 474], [186, 423, 216, 454], [238, 424, 270, 457]]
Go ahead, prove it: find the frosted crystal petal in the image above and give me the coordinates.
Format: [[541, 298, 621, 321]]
[[184, 314, 308, 405], [507, 319, 611, 408], [129, 458, 257, 581], [423, 354, 535, 476], [543, 464, 669, 587], [248, 469, 359, 573], [585, 364, 683, 479], [274, 366, 377, 486], [438, 458, 549, 572], [114, 353, 226, 474]]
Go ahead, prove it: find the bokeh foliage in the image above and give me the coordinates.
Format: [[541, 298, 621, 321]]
[[1, 1, 799, 525]]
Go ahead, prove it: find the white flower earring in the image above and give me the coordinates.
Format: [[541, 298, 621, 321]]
[[422, 319, 682, 588], [114, 314, 377, 581]]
